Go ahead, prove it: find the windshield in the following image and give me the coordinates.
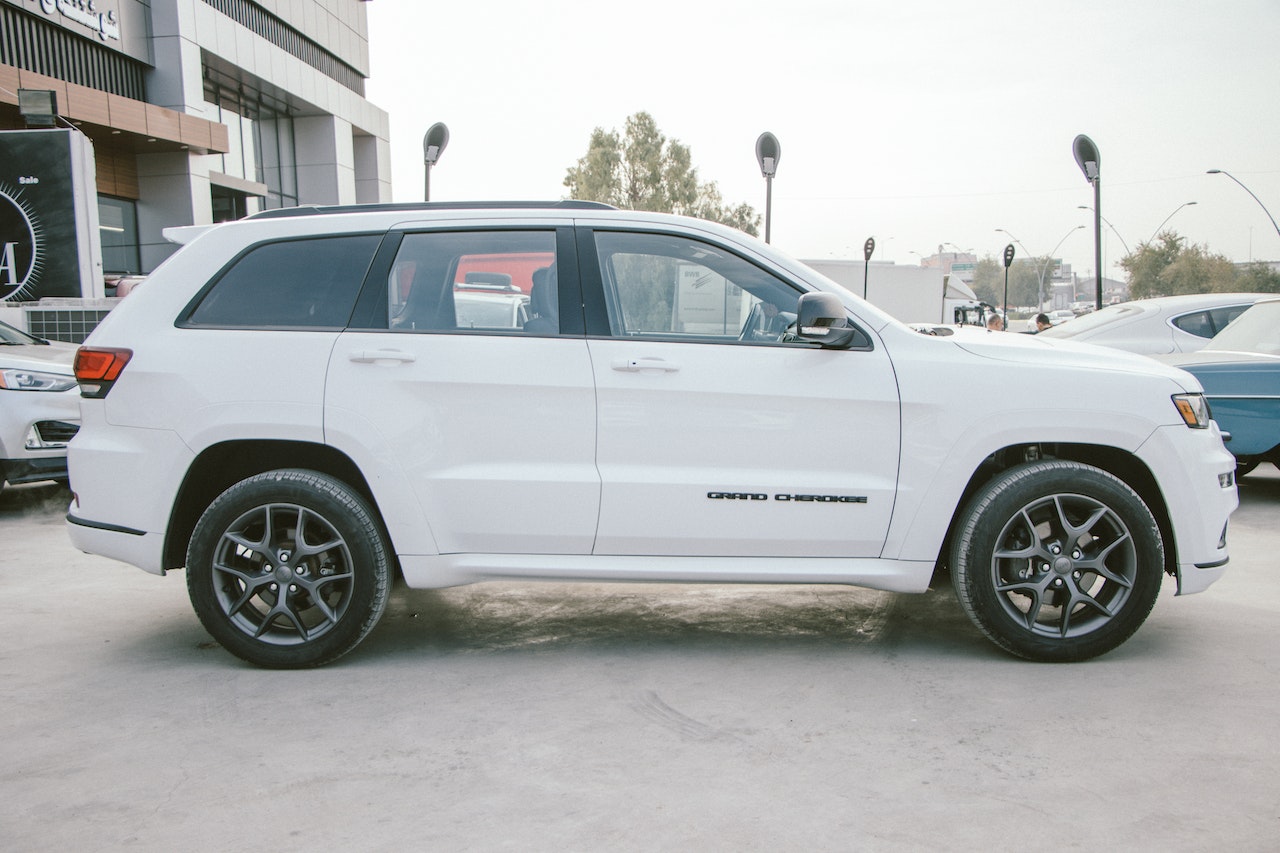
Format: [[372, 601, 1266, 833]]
[[0, 319, 44, 345], [1037, 303, 1142, 337], [1206, 300, 1280, 355]]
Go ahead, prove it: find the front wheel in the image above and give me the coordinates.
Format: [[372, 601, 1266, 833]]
[[186, 469, 391, 668], [950, 461, 1164, 662]]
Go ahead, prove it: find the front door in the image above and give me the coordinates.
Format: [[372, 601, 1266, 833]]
[[582, 228, 901, 558]]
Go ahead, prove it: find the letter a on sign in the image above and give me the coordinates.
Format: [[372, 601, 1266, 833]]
[[0, 242, 18, 287]]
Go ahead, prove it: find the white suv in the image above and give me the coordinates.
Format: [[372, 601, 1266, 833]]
[[67, 202, 1238, 667]]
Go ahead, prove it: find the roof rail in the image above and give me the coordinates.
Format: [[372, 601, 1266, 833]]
[[246, 200, 616, 220]]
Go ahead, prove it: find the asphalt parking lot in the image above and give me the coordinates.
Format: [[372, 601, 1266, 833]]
[[2, 472, 1279, 851]]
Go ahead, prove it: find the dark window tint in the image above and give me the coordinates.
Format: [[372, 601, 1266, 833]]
[[1171, 310, 1213, 338], [188, 235, 380, 328], [1208, 304, 1252, 333]]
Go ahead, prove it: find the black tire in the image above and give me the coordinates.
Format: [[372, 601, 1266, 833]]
[[950, 461, 1163, 662], [186, 469, 391, 668], [1235, 459, 1260, 479]]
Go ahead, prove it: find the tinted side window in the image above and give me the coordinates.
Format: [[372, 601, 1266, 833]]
[[1208, 304, 1251, 334], [187, 235, 380, 328], [593, 231, 802, 344], [387, 231, 555, 334], [1171, 310, 1214, 338]]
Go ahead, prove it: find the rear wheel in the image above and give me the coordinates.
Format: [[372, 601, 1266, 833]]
[[186, 469, 390, 668], [951, 461, 1163, 662]]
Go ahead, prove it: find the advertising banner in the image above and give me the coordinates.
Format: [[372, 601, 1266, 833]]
[[0, 129, 103, 301]]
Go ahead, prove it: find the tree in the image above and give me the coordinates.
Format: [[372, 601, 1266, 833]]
[[1122, 232, 1243, 298], [1233, 261, 1280, 294], [565, 112, 760, 236], [969, 255, 1051, 310]]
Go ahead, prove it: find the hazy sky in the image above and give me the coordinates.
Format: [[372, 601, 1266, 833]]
[[364, 0, 1280, 280]]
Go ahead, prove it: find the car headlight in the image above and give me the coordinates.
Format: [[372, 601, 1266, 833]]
[[0, 368, 78, 392], [1173, 392, 1210, 429]]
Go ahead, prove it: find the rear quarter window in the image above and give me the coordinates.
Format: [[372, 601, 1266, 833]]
[[184, 234, 381, 328]]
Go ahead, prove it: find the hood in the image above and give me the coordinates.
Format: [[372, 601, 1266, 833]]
[[0, 340, 77, 374], [949, 326, 1197, 387]]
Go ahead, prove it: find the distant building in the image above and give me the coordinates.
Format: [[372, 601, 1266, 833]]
[[917, 245, 977, 281], [0, 0, 391, 275]]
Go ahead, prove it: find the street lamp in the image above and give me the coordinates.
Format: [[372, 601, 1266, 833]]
[[1076, 206, 1132, 255], [1206, 170, 1280, 237], [1072, 134, 1104, 310], [862, 237, 875, 299], [995, 226, 1084, 311], [755, 132, 781, 243], [1001, 243, 1015, 330], [422, 122, 449, 202], [1148, 201, 1198, 244]]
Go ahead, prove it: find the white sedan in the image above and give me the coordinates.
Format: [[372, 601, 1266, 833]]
[[1036, 293, 1266, 354], [0, 320, 80, 491]]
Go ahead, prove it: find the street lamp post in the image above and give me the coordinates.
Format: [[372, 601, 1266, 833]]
[[1002, 243, 1015, 330], [422, 122, 449, 202], [755, 132, 781, 244], [862, 237, 875, 299], [1076, 205, 1132, 255], [1072, 134, 1104, 310], [996, 226, 1084, 312], [1148, 201, 1198, 244], [1206, 170, 1280, 238]]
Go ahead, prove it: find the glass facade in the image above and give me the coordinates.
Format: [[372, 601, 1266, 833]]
[[98, 196, 140, 274], [202, 78, 298, 211]]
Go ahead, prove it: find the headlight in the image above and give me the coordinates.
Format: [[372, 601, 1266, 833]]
[[1173, 393, 1210, 429], [0, 368, 78, 392]]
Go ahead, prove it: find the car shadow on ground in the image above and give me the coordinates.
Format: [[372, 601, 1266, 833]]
[[346, 577, 995, 664]]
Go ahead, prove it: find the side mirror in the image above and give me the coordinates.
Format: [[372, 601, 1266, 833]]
[[796, 292, 857, 348]]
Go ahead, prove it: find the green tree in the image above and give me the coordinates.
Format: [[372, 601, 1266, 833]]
[[970, 255, 1049, 309], [565, 112, 760, 236], [1234, 261, 1280, 293], [1122, 232, 1242, 298]]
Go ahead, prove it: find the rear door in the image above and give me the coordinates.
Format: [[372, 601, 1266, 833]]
[[325, 225, 600, 555]]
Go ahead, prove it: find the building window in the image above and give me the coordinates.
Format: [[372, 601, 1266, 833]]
[[202, 77, 299, 211], [98, 196, 140, 274], [210, 185, 249, 223]]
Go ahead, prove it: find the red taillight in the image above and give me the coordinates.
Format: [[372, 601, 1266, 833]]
[[74, 347, 132, 398]]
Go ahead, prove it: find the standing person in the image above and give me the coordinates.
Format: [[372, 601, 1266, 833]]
[[987, 312, 1005, 331], [1033, 312, 1052, 332]]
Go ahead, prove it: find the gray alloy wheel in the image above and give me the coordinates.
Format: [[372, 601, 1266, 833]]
[[186, 469, 390, 668], [951, 461, 1164, 662]]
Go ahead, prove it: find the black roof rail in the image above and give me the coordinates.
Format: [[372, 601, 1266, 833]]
[[246, 200, 617, 220]]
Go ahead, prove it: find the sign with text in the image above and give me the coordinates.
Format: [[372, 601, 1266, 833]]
[[0, 129, 103, 301]]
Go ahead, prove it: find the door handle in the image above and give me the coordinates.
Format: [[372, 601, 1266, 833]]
[[611, 357, 679, 373], [349, 349, 417, 364]]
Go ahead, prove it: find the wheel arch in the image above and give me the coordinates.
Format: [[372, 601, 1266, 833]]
[[939, 442, 1176, 581], [162, 440, 380, 571]]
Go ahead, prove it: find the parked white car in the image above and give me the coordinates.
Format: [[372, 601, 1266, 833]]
[[0, 319, 80, 492], [1037, 293, 1266, 354], [67, 202, 1237, 667]]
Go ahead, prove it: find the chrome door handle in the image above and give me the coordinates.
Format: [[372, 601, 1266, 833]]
[[349, 349, 417, 364], [611, 357, 679, 373]]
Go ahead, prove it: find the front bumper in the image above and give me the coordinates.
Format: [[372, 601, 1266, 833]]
[[1136, 422, 1238, 595], [0, 387, 81, 485]]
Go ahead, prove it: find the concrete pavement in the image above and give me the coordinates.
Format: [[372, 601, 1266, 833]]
[[2, 472, 1278, 851]]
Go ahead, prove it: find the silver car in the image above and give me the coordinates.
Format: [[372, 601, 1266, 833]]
[[1036, 293, 1267, 354], [0, 319, 80, 491]]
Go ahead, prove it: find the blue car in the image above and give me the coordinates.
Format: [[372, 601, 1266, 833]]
[[1167, 298, 1280, 476]]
